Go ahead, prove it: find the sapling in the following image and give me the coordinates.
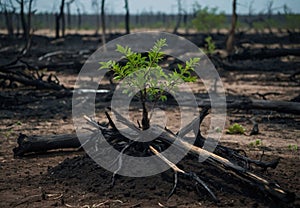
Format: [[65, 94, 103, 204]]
[[204, 36, 216, 55], [100, 39, 199, 130]]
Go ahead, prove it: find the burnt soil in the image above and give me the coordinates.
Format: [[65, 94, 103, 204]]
[[0, 31, 299, 208]]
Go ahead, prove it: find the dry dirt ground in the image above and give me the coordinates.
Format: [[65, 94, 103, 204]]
[[0, 31, 299, 208]]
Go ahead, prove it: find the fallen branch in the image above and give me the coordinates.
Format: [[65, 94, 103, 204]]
[[103, 94, 300, 115], [38, 50, 74, 61], [196, 97, 300, 115], [13, 133, 81, 157], [229, 48, 300, 61], [211, 55, 299, 72], [0, 70, 67, 91]]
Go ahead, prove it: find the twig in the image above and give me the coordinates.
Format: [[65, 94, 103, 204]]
[[111, 142, 132, 186], [105, 111, 117, 131]]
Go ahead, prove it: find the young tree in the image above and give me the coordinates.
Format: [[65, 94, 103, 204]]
[[226, 0, 237, 53], [124, 0, 130, 34], [100, 39, 199, 130]]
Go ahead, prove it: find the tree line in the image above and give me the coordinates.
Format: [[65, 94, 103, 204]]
[[0, 0, 298, 52]]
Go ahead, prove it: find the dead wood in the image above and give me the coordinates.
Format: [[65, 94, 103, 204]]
[[38, 50, 74, 61], [12, 102, 295, 203], [241, 99, 300, 114], [150, 145, 218, 202], [181, 97, 300, 115], [35, 61, 83, 71], [226, 0, 237, 53], [0, 34, 32, 70], [13, 107, 295, 203], [103, 108, 294, 203], [13, 133, 81, 157], [229, 48, 300, 60], [290, 70, 300, 84], [0, 70, 67, 91], [211, 55, 298, 72]]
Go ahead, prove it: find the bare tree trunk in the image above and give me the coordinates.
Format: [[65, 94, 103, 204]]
[[77, 8, 81, 30], [60, 0, 65, 37], [4, 8, 14, 36], [183, 12, 188, 34], [55, 0, 65, 38], [124, 0, 130, 34], [16, 12, 20, 35], [92, 0, 100, 35], [226, 0, 237, 53], [19, 0, 28, 40], [101, 0, 106, 46], [96, 11, 100, 35], [65, 0, 75, 30], [266, 0, 274, 34], [55, 13, 60, 38], [173, 0, 182, 34], [27, 0, 33, 38], [66, 2, 71, 29]]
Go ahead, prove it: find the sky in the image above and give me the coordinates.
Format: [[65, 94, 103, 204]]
[[33, 0, 300, 15]]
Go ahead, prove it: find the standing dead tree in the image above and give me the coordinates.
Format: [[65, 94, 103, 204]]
[[66, 0, 75, 30], [91, 0, 100, 35], [55, 0, 65, 38], [91, 0, 106, 45], [124, 0, 130, 34], [173, 0, 182, 34], [76, 7, 81, 30], [226, 0, 237, 53], [0, 0, 16, 37], [16, 0, 34, 41], [101, 0, 106, 46]]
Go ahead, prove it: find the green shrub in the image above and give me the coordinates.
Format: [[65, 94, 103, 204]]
[[288, 144, 298, 151]]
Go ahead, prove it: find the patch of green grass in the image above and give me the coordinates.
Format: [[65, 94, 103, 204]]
[[226, 123, 246, 134], [214, 127, 222, 133], [288, 144, 298, 151], [249, 139, 262, 147]]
